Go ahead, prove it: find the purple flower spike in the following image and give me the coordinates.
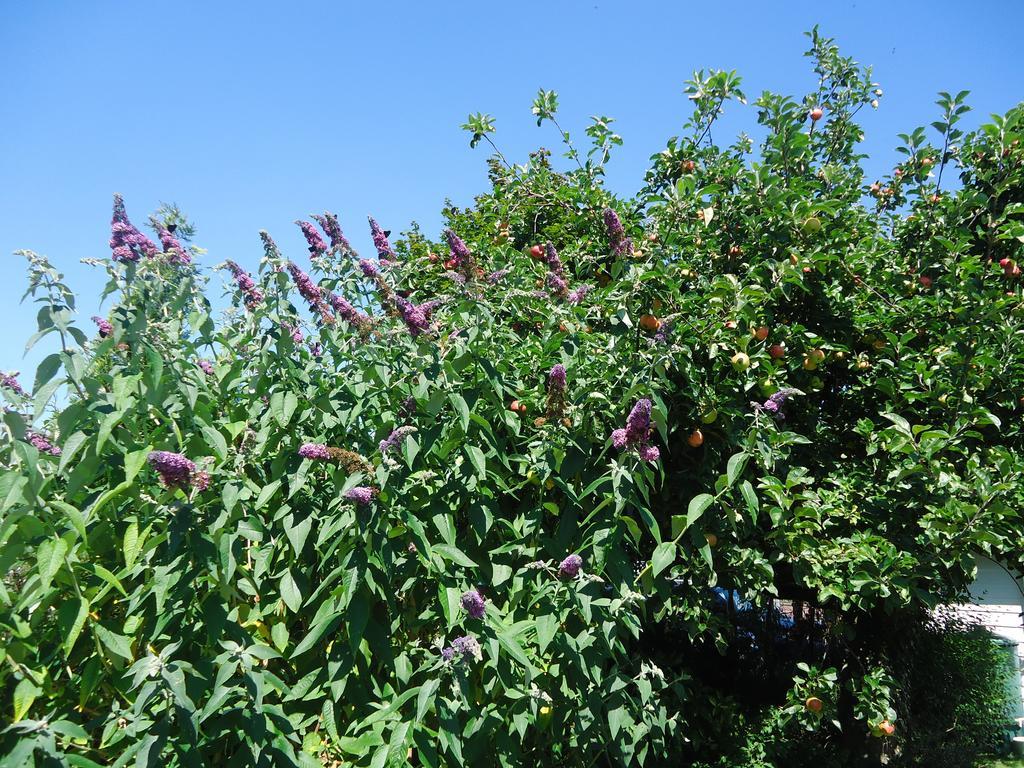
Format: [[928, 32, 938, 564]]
[[549, 364, 566, 392], [312, 212, 352, 253], [109, 194, 158, 263], [567, 284, 591, 304], [27, 431, 61, 456], [197, 359, 214, 376], [344, 486, 374, 505], [461, 589, 486, 619], [92, 316, 113, 338], [603, 207, 633, 256], [487, 267, 511, 285], [1, 372, 25, 396], [298, 443, 331, 460], [358, 259, 380, 278], [558, 554, 583, 579], [624, 399, 652, 444], [157, 227, 191, 265], [611, 398, 660, 463], [296, 220, 328, 257], [368, 217, 396, 260], [752, 388, 800, 422], [379, 425, 416, 455], [148, 451, 198, 490], [224, 260, 264, 310]]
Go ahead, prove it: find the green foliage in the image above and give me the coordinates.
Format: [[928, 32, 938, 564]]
[[2, 29, 1024, 767]]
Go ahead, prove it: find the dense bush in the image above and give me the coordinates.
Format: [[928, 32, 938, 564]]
[[890, 610, 1019, 767], [1, 28, 1023, 766]]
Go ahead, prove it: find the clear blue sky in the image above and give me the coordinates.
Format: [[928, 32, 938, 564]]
[[2, 1, 1022, 379]]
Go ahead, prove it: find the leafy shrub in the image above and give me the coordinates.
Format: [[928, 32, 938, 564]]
[[890, 610, 1020, 767], [1, 28, 1023, 766]]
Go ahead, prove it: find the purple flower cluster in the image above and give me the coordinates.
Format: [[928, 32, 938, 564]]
[[603, 207, 633, 257], [197, 359, 215, 376], [442, 634, 482, 663], [546, 273, 569, 298], [308, 341, 322, 358], [92, 316, 113, 338], [157, 227, 191, 265], [344, 486, 374, 505], [326, 291, 372, 330], [567, 284, 592, 305], [396, 297, 440, 337], [287, 262, 335, 324], [611, 399, 660, 463], [558, 553, 583, 579], [148, 450, 205, 491], [312, 212, 352, 254], [445, 229, 478, 279], [487, 267, 511, 284], [1, 372, 25, 396], [224, 261, 264, 310], [546, 364, 568, 419], [653, 319, 674, 345], [461, 589, 486, 619], [284, 323, 304, 344], [259, 230, 282, 260], [27, 431, 61, 456], [359, 259, 380, 278], [379, 425, 416, 455], [752, 388, 799, 421], [298, 443, 331, 460], [109, 194, 158, 264], [368, 217, 396, 261], [296, 220, 328, 257]]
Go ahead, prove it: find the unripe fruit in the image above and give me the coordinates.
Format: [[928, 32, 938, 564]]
[[802, 356, 818, 371], [801, 216, 822, 235], [805, 697, 823, 713], [428, 253, 439, 263], [731, 352, 750, 371], [510, 400, 522, 413], [856, 359, 871, 371], [705, 533, 718, 548], [724, 320, 738, 330], [811, 348, 826, 363], [809, 107, 824, 121], [789, 253, 799, 266], [920, 157, 934, 167], [754, 326, 770, 341], [919, 275, 932, 288], [701, 408, 718, 424], [687, 429, 704, 448], [544, 478, 554, 490], [769, 343, 786, 360], [872, 339, 886, 351], [729, 245, 743, 257], [681, 159, 696, 174], [652, 298, 663, 312], [879, 721, 895, 737], [639, 314, 661, 332]]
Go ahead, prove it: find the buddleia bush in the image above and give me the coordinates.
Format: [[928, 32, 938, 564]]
[[1, 29, 1023, 767]]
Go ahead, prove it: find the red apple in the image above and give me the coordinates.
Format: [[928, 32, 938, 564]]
[[769, 343, 786, 360], [754, 326, 769, 342], [809, 107, 824, 121]]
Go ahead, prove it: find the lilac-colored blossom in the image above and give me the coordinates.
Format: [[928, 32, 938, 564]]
[[326, 292, 371, 329], [448, 635, 482, 661], [27, 431, 61, 456], [396, 297, 440, 337], [368, 217, 396, 260], [752, 388, 800, 422], [224, 260, 264, 310], [148, 451, 198, 490], [611, 399, 659, 463], [379, 425, 417, 455], [558, 553, 583, 579], [312, 212, 352, 253], [157, 227, 191, 265], [546, 273, 569, 298], [344, 486, 374, 505], [92, 316, 113, 338], [603, 207, 633, 256], [197, 359, 214, 376], [359, 259, 380, 278], [461, 589, 486, 619], [298, 443, 331, 460], [567, 284, 591, 304], [487, 267, 511, 284], [1, 372, 25, 396], [296, 220, 328, 256], [109, 194, 158, 263]]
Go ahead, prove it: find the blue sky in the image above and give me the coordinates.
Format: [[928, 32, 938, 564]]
[[2, 1, 1022, 379]]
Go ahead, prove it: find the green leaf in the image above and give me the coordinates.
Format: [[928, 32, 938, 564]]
[[37, 536, 68, 590], [432, 544, 478, 568], [58, 596, 90, 656], [726, 452, 749, 487], [13, 677, 41, 722], [684, 493, 714, 532], [93, 624, 134, 661], [465, 445, 486, 478], [450, 393, 470, 432], [280, 570, 303, 613], [651, 541, 676, 578], [123, 522, 141, 569]]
